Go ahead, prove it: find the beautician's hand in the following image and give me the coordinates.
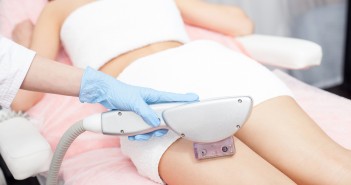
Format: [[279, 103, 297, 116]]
[[79, 67, 199, 140]]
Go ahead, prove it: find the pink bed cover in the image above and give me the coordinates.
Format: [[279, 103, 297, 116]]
[[1, 1, 350, 184]]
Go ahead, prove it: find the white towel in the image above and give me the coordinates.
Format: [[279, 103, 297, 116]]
[[60, 0, 189, 70]]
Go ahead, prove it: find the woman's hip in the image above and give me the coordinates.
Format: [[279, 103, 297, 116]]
[[118, 40, 293, 106]]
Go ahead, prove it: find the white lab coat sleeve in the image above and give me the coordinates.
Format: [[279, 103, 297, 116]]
[[0, 36, 36, 108]]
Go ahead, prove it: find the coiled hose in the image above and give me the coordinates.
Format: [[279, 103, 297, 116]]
[[46, 120, 86, 185]]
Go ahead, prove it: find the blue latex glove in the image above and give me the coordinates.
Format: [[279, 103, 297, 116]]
[[79, 67, 199, 141]]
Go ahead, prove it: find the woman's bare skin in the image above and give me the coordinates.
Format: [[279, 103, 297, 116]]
[[12, 20, 34, 48]]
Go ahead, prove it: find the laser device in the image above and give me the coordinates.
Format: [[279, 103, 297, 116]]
[[46, 96, 253, 185]]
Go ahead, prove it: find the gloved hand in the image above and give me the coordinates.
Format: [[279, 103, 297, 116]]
[[79, 67, 199, 141]]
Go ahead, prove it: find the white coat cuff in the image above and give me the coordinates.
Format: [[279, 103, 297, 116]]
[[0, 37, 36, 108]]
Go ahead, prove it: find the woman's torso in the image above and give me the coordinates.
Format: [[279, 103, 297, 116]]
[[56, 0, 187, 77]]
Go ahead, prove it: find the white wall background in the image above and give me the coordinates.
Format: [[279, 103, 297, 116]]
[[207, 0, 347, 88]]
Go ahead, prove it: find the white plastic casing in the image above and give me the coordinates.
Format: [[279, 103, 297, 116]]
[[163, 97, 252, 143], [98, 97, 253, 143]]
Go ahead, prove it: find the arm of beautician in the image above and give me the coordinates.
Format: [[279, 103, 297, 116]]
[[236, 34, 323, 69], [20, 55, 83, 97], [0, 53, 198, 180], [24, 55, 198, 130]]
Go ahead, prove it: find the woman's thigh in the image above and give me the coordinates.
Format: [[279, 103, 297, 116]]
[[236, 96, 351, 185], [159, 137, 295, 185]]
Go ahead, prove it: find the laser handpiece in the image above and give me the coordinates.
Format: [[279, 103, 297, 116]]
[[83, 96, 252, 143]]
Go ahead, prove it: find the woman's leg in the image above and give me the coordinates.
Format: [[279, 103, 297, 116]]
[[160, 96, 351, 185], [236, 96, 351, 185], [159, 137, 296, 185], [12, 20, 34, 48]]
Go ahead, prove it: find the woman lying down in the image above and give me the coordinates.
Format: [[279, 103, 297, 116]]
[[12, 0, 351, 184]]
